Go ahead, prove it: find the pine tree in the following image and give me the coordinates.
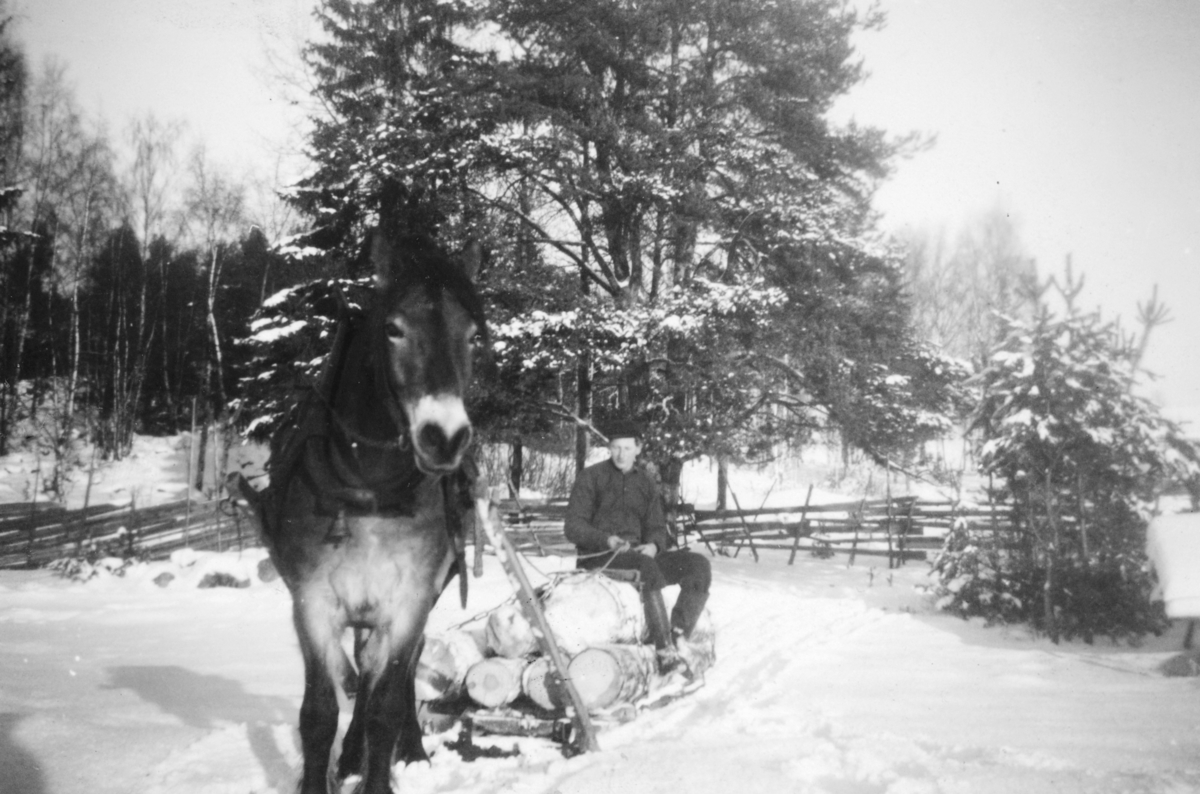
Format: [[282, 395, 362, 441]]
[[268, 0, 962, 486], [290, 0, 497, 259], [932, 271, 1200, 642]]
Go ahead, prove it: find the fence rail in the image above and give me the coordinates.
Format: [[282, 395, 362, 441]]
[[495, 495, 1017, 567], [1, 491, 1017, 571], [0, 496, 257, 569]]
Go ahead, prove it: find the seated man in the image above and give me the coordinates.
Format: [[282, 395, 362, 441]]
[[564, 419, 711, 671]]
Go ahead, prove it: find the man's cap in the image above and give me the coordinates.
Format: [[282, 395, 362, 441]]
[[602, 419, 643, 441]]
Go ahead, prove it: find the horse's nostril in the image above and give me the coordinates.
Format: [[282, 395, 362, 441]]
[[417, 423, 472, 464], [418, 423, 444, 455], [450, 425, 472, 456]]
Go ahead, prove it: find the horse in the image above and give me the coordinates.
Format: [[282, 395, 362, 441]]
[[245, 224, 486, 794]]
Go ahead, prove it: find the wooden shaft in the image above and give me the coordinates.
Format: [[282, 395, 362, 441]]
[[474, 498, 600, 753]]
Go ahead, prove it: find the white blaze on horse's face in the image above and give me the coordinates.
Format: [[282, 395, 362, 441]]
[[384, 290, 477, 474]]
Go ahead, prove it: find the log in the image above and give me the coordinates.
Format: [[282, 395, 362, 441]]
[[466, 657, 528, 708], [541, 572, 645, 655], [521, 656, 567, 711], [415, 630, 485, 703], [568, 644, 657, 711], [485, 601, 539, 658]]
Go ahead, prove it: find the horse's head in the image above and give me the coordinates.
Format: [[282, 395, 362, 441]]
[[370, 231, 486, 475]]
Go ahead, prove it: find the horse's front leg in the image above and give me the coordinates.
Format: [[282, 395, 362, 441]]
[[394, 635, 428, 765], [339, 627, 422, 782], [292, 596, 350, 794], [357, 613, 433, 794], [336, 629, 371, 782]]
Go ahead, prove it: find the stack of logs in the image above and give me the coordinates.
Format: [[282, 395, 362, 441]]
[[415, 571, 714, 723]]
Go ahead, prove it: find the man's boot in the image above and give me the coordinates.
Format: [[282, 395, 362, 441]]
[[671, 586, 710, 640], [644, 588, 688, 676]]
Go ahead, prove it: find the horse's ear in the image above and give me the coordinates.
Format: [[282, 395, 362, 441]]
[[371, 229, 395, 292], [459, 240, 482, 281]]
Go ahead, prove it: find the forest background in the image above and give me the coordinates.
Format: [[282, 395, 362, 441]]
[[2, 0, 1197, 503], [4, 0, 1200, 643]]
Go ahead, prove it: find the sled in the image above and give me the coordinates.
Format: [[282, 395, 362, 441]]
[[465, 672, 705, 745], [413, 498, 714, 753]]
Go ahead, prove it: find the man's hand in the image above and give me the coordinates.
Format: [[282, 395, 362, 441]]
[[634, 543, 658, 558], [607, 535, 632, 552]]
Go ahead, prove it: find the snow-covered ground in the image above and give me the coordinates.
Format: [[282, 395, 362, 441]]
[[3, 542, 1200, 793], [2, 438, 1199, 794], [0, 433, 267, 509]]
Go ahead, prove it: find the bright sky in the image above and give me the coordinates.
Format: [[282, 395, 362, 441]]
[[17, 0, 1200, 428], [16, 0, 313, 180], [839, 0, 1200, 428]]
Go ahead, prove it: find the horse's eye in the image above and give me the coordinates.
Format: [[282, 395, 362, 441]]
[[470, 332, 483, 347], [387, 324, 406, 341]]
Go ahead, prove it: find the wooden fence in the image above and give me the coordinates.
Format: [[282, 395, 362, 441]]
[[687, 495, 1015, 567], [496, 495, 1016, 568], [0, 496, 256, 569], [0, 491, 1017, 571]]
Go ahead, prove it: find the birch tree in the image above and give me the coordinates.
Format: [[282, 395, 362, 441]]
[[122, 114, 183, 425], [0, 6, 25, 454], [182, 146, 244, 489]]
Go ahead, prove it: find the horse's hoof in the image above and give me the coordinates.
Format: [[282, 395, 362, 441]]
[[398, 744, 431, 766], [336, 749, 363, 781]]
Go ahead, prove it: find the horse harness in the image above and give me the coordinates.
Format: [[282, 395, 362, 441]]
[[265, 311, 475, 607]]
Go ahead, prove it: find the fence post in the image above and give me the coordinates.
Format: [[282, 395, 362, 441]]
[[901, 498, 915, 566], [185, 428, 193, 548], [216, 494, 224, 553], [847, 490, 868, 568], [77, 443, 97, 556], [231, 493, 244, 552], [787, 484, 814, 566], [727, 486, 760, 563], [885, 462, 895, 569], [24, 467, 40, 568], [126, 494, 138, 559]]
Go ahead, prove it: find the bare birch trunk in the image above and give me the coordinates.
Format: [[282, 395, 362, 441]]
[[1043, 471, 1059, 644], [206, 247, 227, 409]]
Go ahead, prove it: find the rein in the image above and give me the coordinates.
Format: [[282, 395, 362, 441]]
[[310, 309, 410, 453], [308, 312, 473, 607], [274, 313, 424, 519], [576, 548, 623, 573], [311, 384, 409, 453]]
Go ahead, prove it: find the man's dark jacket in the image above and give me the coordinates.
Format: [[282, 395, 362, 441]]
[[564, 460, 669, 554]]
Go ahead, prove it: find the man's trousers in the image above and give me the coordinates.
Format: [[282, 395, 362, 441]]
[[578, 548, 711, 638]]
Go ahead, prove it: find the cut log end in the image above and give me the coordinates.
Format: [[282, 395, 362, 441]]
[[465, 657, 527, 708]]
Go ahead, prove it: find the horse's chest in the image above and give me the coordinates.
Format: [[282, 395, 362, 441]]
[[324, 515, 452, 623]]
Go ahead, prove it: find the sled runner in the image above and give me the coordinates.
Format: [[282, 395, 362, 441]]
[[464, 672, 706, 745]]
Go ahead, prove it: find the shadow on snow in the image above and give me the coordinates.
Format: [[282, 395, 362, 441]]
[[104, 665, 296, 790], [0, 712, 47, 794]]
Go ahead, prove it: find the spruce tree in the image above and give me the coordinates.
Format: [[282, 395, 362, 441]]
[[933, 272, 1200, 642], [266, 0, 962, 482]]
